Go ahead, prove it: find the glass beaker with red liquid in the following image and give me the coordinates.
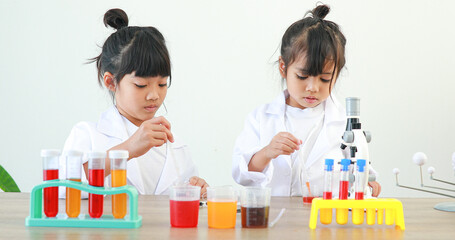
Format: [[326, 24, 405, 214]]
[[241, 187, 271, 228], [110, 150, 128, 219], [169, 185, 201, 228], [302, 181, 322, 204], [41, 149, 61, 217], [88, 151, 106, 218], [65, 150, 83, 218]]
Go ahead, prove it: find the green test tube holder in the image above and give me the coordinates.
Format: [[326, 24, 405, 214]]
[[25, 180, 142, 228]]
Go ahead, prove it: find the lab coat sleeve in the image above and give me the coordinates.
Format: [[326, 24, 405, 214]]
[[59, 122, 94, 199], [232, 110, 273, 187]]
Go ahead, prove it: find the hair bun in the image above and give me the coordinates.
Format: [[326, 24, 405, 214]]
[[103, 8, 129, 30], [312, 4, 330, 20]]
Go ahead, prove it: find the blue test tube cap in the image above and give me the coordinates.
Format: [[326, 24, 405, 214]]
[[340, 159, 351, 171], [357, 159, 366, 172], [325, 159, 334, 171]]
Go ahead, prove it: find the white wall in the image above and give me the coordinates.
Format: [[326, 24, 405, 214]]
[[1, 0, 454, 197]]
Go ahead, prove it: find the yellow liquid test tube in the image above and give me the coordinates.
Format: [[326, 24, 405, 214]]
[[110, 150, 129, 219], [366, 208, 376, 225], [385, 209, 395, 225], [352, 208, 364, 225], [336, 208, 349, 224], [66, 179, 81, 217], [320, 208, 332, 224], [112, 169, 127, 218], [65, 150, 83, 218], [377, 208, 384, 224]]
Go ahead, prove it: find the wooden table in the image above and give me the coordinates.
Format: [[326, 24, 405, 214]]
[[1, 193, 454, 239]]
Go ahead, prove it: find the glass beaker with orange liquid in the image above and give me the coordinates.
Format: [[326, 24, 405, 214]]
[[110, 150, 128, 219], [88, 151, 106, 218], [207, 186, 237, 228], [65, 150, 83, 218], [241, 187, 271, 228], [41, 149, 61, 218]]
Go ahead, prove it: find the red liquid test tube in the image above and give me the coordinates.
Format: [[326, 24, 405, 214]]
[[41, 149, 61, 218], [88, 151, 106, 218]]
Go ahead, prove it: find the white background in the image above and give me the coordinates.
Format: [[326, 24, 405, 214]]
[[1, 0, 455, 197]]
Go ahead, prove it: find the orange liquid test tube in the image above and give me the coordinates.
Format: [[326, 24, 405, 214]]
[[110, 150, 128, 219], [65, 150, 83, 218]]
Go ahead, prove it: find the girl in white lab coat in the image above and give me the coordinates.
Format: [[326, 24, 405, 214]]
[[59, 9, 208, 198], [232, 4, 381, 197]]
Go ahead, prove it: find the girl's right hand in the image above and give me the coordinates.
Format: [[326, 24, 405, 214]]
[[264, 132, 302, 159], [124, 116, 174, 159]]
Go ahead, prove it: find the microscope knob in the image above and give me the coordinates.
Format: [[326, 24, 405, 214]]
[[363, 131, 372, 143], [343, 131, 354, 143]]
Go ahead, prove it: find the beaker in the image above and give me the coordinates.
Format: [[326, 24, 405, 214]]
[[169, 185, 201, 228], [240, 187, 271, 228], [207, 186, 237, 228], [41, 149, 61, 217]]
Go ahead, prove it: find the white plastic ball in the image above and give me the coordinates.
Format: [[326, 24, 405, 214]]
[[412, 152, 428, 166], [392, 168, 400, 175], [427, 166, 435, 174], [452, 152, 455, 170]]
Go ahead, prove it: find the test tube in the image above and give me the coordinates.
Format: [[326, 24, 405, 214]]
[[88, 151, 106, 218], [336, 158, 350, 225], [352, 159, 366, 225], [110, 150, 128, 219], [65, 150, 83, 218], [320, 159, 334, 225], [41, 149, 61, 218]]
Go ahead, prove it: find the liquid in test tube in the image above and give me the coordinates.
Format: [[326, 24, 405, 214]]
[[88, 151, 106, 218], [336, 158, 351, 225], [41, 149, 61, 218], [65, 150, 83, 218], [352, 159, 366, 225], [110, 150, 128, 219], [320, 159, 334, 225]]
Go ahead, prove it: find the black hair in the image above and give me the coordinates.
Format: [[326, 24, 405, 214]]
[[89, 8, 171, 92], [280, 4, 346, 90]]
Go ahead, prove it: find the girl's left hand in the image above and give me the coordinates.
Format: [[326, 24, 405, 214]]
[[189, 176, 209, 198], [368, 181, 381, 197]]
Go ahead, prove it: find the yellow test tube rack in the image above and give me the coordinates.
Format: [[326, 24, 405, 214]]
[[309, 198, 405, 230]]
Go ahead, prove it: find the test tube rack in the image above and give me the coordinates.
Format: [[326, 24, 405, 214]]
[[309, 198, 405, 230], [25, 180, 142, 228]]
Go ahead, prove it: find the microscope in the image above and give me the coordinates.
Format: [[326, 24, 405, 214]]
[[340, 97, 374, 197]]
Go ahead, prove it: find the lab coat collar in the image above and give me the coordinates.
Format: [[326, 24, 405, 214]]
[[96, 106, 130, 141]]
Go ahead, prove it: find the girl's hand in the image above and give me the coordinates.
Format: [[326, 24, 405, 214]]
[[125, 116, 174, 159], [368, 181, 381, 197], [189, 176, 209, 198], [264, 132, 302, 159]]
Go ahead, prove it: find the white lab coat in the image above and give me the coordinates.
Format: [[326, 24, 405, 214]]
[[59, 106, 198, 198], [232, 90, 376, 196]]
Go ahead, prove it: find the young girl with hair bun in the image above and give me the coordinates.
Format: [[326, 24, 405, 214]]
[[60, 8, 208, 198], [232, 4, 381, 197]]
